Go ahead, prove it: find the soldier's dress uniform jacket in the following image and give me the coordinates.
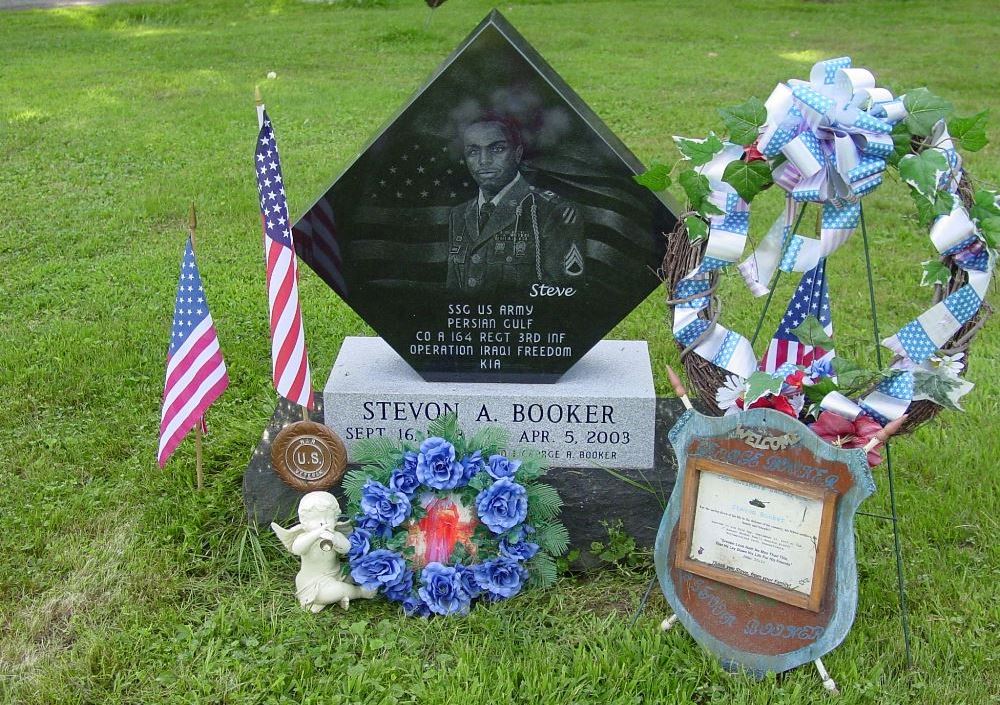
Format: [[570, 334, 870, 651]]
[[446, 175, 585, 294]]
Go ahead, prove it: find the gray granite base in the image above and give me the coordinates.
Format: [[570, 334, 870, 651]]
[[243, 393, 685, 568]]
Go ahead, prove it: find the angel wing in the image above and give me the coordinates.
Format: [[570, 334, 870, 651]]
[[270, 522, 305, 553]]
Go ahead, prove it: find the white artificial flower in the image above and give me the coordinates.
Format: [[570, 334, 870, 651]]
[[927, 352, 965, 379], [716, 374, 746, 412], [267, 71, 278, 80]]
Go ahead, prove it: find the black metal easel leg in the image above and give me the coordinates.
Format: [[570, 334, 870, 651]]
[[859, 204, 914, 669]]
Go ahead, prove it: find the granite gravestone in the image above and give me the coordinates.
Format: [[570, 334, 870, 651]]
[[244, 11, 684, 562], [292, 10, 676, 383]]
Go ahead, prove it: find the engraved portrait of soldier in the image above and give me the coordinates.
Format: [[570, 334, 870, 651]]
[[446, 116, 586, 295]]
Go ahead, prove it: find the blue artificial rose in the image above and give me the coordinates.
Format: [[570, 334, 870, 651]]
[[455, 564, 481, 599], [476, 477, 528, 534], [473, 557, 527, 600], [486, 454, 521, 480], [499, 536, 539, 562], [389, 451, 420, 496], [807, 358, 835, 380], [460, 450, 485, 483], [360, 479, 411, 528], [384, 568, 414, 602], [417, 562, 471, 616], [350, 549, 407, 592], [354, 514, 392, 540], [402, 594, 431, 618], [347, 528, 371, 562], [416, 437, 465, 490]]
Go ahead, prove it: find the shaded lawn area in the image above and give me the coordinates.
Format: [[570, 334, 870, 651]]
[[1, 1, 997, 703]]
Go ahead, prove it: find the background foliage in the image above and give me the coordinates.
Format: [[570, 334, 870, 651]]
[[1, 1, 997, 703]]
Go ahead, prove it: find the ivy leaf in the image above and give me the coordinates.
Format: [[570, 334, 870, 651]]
[[791, 315, 834, 349], [831, 357, 875, 392], [744, 371, 784, 406], [721, 159, 772, 202], [889, 122, 912, 166], [910, 189, 955, 228], [903, 88, 953, 137], [898, 149, 949, 197], [947, 110, 989, 152], [679, 169, 724, 216], [979, 216, 1000, 250], [969, 189, 1000, 224], [718, 97, 767, 146], [673, 133, 724, 166], [633, 162, 672, 192], [921, 259, 952, 287], [912, 369, 970, 411], [802, 377, 838, 404], [684, 215, 708, 243]]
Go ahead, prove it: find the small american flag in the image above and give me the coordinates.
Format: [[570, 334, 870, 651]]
[[759, 259, 834, 372], [158, 236, 229, 467], [256, 107, 313, 408]]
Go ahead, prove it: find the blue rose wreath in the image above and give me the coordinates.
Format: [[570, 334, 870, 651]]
[[340, 413, 569, 616]]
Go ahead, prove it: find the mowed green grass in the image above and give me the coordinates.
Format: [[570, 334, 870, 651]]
[[1, 1, 998, 703]]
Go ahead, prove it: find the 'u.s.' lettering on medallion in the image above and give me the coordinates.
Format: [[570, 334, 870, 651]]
[[271, 421, 348, 492]]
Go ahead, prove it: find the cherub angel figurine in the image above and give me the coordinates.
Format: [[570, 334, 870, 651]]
[[271, 492, 376, 612]]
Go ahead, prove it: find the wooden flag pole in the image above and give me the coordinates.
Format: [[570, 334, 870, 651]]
[[188, 202, 205, 491], [666, 365, 694, 411]]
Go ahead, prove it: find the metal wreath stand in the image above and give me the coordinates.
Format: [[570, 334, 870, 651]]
[[630, 167, 993, 685]]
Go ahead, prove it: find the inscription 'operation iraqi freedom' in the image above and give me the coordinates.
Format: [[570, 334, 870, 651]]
[[290, 11, 676, 382]]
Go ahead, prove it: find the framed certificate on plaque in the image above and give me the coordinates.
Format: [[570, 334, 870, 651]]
[[675, 457, 837, 612]]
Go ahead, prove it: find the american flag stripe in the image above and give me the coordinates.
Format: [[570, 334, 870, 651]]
[[759, 260, 833, 373], [158, 236, 228, 468], [256, 107, 313, 409]]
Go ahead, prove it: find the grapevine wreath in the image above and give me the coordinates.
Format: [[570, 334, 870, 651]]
[[340, 414, 568, 616], [638, 57, 996, 453]]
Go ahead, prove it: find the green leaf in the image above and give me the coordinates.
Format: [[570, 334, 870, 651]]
[[678, 169, 723, 216], [674, 133, 724, 166], [743, 371, 784, 406], [534, 521, 570, 557], [947, 110, 989, 152], [527, 552, 558, 589], [721, 159, 772, 202], [791, 315, 834, 349], [898, 149, 949, 197], [831, 357, 876, 392], [718, 97, 766, 146], [526, 483, 563, 522], [426, 412, 462, 444], [466, 425, 509, 457], [341, 468, 371, 505], [633, 162, 672, 191], [978, 216, 1000, 249], [921, 259, 952, 287], [802, 377, 838, 404], [969, 189, 1000, 224], [910, 189, 955, 228], [889, 122, 912, 166], [685, 215, 708, 242], [903, 88, 953, 137], [352, 437, 403, 473], [912, 370, 966, 411]]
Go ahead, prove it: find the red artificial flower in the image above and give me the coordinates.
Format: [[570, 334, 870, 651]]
[[737, 393, 798, 418], [744, 141, 766, 163], [784, 369, 806, 391], [810, 411, 884, 466]]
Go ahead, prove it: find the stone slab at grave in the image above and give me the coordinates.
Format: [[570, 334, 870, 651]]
[[654, 408, 875, 676], [244, 10, 681, 561], [326, 336, 654, 469], [291, 10, 676, 383]]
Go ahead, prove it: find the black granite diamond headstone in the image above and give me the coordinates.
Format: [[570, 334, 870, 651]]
[[293, 10, 677, 382]]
